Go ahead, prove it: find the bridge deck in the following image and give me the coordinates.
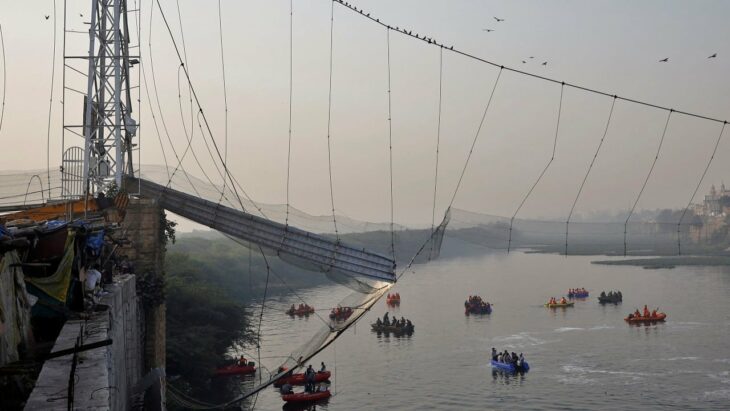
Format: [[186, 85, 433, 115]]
[[126, 177, 396, 282]]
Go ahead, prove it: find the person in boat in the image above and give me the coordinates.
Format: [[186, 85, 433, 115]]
[[238, 356, 247, 366], [376, 318, 383, 327], [559, 297, 567, 304], [305, 365, 316, 392], [627, 313, 634, 319], [492, 347, 498, 361], [651, 309, 658, 318], [320, 362, 326, 372], [497, 353, 502, 362], [511, 352, 518, 364], [281, 383, 293, 394], [643, 305, 650, 317], [634, 309, 641, 318], [406, 319, 413, 329], [503, 350, 510, 363], [383, 312, 389, 324], [290, 304, 296, 313], [519, 353, 524, 365], [600, 291, 607, 299]]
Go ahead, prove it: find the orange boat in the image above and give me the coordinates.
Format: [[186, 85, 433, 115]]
[[286, 305, 315, 316], [275, 371, 331, 387], [386, 293, 401, 305], [625, 312, 666, 324], [213, 363, 256, 377], [282, 389, 331, 403]]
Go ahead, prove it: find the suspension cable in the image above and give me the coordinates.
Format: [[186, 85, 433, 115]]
[[386, 27, 396, 260], [429, 46, 444, 259], [285, 0, 294, 227], [508, 82, 564, 253], [448, 66, 503, 208], [330, 0, 728, 126], [677, 121, 727, 254], [217, 0, 229, 203], [623, 110, 672, 256], [45, 0, 58, 199], [325, 0, 339, 240], [0, 24, 6, 139], [565, 95, 617, 256]]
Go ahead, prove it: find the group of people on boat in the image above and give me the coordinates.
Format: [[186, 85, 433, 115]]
[[386, 292, 400, 301], [329, 306, 353, 321], [491, 348, 526, 367], [287, 303, 314, 316], [374, 312, 413, 330], [279, 362, 329, 395], [627, 305, 662, 320], [547, 296, 568, 305], [568, 288, 588, 297], [599, 290, 623, 303], [464, 295, 492, 314]]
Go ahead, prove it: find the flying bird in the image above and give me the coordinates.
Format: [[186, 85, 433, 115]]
[[79, 13, 83, 17], [494, 17, 504, 22], [522, 60, 527, 64], [659, 57, 669, 62], [529, 56, 534, 59], [44, 15, 49, 19], [542, 61, 547, 66], [483, 29, 494, 32], [708, 53, 717, 58]]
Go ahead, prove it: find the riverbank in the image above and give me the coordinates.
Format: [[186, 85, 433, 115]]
[[592, 255, 730, 269]]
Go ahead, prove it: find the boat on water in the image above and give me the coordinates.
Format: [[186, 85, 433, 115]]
[[386, 293, 401, 305], [286, 305, 315, 316], [490, 359, 530, 373], [568, 288, 589, 299], [275, 371, 331, 387], [545, 301, 574, 308], [371, 323, 414, 334], [282, 389, 332, 403], [598, 290, 622, 304], [465, 303, 492, 315], [625, 312, 666, 324], [329, 307, 353, 321], [213, 363, 256, 377]]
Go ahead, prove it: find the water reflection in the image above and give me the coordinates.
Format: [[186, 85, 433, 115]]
[[491, 369, 527, 386]]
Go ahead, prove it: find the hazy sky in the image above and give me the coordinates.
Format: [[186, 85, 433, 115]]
[[1, 0, 729, 229]]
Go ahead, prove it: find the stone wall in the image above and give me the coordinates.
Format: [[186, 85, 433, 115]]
[[24, 274, 143, 410]]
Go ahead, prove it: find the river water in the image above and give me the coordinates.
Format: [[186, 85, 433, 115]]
[[237, 247, 730, 410]]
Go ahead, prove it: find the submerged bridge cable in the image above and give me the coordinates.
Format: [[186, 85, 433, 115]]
[[330, 0, 728, 126], [447, 67, 503, 208], [217, 0, 229, 204], [326, 0, 339, 240], [623, 110, 672, 256], [677, 121, 727, 255], [285, 0, 294, 227], [386, 27, 396, 260], [45, 0, 57, 199], [565, 95, 617, 256], [429, 46, 444, 259], [0, 24, 6, 139], [508, 82, 564, 253]]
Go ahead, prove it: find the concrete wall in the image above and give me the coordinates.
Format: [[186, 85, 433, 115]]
[[25, 274, 143, 410]]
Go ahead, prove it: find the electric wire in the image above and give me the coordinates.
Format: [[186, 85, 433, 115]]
[[508, 83, 564, 253], [565, 96, 617, 256], [623, 110, 672, 256]]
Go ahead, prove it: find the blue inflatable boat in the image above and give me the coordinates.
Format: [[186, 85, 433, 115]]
[[490, 360, 529, 372]]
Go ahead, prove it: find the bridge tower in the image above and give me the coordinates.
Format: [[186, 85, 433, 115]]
[[64, 0, 139, 197]]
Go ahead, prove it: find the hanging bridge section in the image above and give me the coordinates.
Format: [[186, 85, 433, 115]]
[[125, 176, 396, 283]]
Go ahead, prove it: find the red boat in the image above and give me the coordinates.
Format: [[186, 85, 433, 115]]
[[286, 305, 315, 316], [329, 307, 353, 321], [386, 293, 401, 305], [625, 312, 666, 324], [213, 363, 256, 377], [275, 371, 331, 387], [282, 390, 331, 403]]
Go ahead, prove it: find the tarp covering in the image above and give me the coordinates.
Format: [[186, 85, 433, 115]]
[[25, 231, 76, 303]]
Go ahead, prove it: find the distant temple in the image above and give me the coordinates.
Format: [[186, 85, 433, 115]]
[[699, 182, 730, 216]]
